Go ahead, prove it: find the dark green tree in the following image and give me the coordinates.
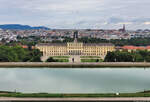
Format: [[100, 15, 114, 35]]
[[46, 57, 56, 62]]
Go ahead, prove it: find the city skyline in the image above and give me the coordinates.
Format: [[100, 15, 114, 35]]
[[0, 0, 150, 29]]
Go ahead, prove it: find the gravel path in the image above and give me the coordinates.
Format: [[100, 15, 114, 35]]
[[0, 97, 150, 101]]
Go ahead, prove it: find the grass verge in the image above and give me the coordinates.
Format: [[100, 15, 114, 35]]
[[50, 56, 70, 58], [81, 59, 103, 62], [0, 93, 150, 98], [54, 59, 69, 62], [80, 56, 101, 58]]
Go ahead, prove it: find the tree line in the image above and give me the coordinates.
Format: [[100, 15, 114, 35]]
[[0, 45, 42, 62], [78, 37, 150, 46], [5, 36, 150, 46], [52, 37, 150, 46], [104, 50, 150, 62]]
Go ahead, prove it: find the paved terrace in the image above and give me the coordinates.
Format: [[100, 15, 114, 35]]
[[0, 62, 149, 68], [0, 97, 150, 102]]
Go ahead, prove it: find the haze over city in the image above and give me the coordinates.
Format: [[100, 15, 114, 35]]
[[0, 0, 150, 29]]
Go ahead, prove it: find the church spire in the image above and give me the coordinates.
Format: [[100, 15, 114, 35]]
[[123, 24, 126, 32]]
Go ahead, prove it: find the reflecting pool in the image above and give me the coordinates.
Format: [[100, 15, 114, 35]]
[[0, 68, 150, 93]]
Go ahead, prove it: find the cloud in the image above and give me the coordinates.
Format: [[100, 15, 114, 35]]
[[117, 22, 133, 25], [144, 22, 150, 25], [0, 0, 150, 29]]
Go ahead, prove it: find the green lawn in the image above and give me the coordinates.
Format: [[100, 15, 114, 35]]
[[50, 56, 70, 58], [80, 56, 101, 58], [0, 93, 150, 98], [55, 59, 69, 62], [81, 59, 103, 62]]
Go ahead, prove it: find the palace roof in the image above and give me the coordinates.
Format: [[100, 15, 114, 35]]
[[36, 43, 66, 46], [83, 43, 114, 46], [122, 45, 149, 50], [36, 43, 114, 46]]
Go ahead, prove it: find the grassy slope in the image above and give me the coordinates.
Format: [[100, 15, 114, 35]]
[[55, 59, 69, 62], [81, 59, 103, 62], [50, 56, 70, 58], [80, 56, 101, 58], [0, 93, 150, 98]]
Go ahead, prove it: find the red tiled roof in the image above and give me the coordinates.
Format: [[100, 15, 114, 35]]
[[146, 46, 150, 49], [21, 45, 28, 49], [136, 47, 145, 50], [122, 46, 146, 50], [122, 46, 137, 50]]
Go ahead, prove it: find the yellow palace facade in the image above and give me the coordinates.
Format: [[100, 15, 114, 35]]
[[36, 42, 115, 58], [36, 31, 115, 58]]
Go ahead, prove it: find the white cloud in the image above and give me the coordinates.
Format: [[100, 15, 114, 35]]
[[144, 22, 150, 25], [0, 0, 150, 29], [117, 22, 133, 25]]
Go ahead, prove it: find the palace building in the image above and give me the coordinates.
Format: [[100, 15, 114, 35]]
[[36, 31, 115, 58]]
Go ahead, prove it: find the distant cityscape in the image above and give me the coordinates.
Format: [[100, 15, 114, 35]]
[[0, 24, 150, 43]]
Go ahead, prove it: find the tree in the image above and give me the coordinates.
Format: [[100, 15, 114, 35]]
[[132, 53, 144, 62], [0, 45, 42, 62], [145, 56, 150, 62], [104, 50, 148, 62], [46, 57, 56, 62], [27, 49, 42, 62], [104, 52, 116, 62]]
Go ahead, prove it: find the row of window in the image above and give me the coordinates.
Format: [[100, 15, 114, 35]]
[[38, 47, 114, 50]]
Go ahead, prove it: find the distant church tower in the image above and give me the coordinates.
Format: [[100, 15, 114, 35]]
[[123, 24, 126, 32], [119, 24, 126, 32]]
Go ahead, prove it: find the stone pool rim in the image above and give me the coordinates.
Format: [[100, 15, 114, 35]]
[[0, 62, 149, 68]]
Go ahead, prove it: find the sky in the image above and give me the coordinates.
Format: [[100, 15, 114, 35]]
[[0, 0, 150, 29]]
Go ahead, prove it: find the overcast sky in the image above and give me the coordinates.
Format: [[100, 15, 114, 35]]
[[0, 0, 150, 29]]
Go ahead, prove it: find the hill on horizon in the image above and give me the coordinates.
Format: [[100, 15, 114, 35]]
[[0, 24, 50, 30]]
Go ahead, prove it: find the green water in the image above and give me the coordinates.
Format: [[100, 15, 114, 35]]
[[0, 68, 150, 93]]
